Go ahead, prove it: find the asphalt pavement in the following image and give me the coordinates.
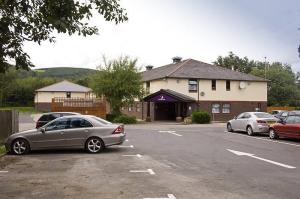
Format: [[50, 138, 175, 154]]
[[0, 123, 299, 199]]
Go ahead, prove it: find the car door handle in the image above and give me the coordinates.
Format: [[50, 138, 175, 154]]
[[84, 129, 89, 133], [60, 131, 64, 135]]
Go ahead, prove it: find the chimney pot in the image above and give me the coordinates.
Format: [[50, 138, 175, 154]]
[[146, 65, 153, 71], [172, 56, 182, 64]]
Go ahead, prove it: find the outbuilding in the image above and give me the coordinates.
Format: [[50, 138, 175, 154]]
[[35, 80, 94, 111]]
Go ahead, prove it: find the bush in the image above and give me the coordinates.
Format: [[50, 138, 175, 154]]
[[106, 113, 119, 122], [113, 115, 137, 124], [191, 111, 211, 124]]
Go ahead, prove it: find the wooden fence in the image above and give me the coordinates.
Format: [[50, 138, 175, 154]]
[[267, 106, 295, 113], [0, 110, 19, 144], [51, 98, 106, 118]]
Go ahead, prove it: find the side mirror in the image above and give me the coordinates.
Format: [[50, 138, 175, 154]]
[[40, 128, 46, 133], [279, 119, 286, 124]]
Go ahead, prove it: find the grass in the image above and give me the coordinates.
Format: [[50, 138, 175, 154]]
[[0, 145, 6, 155], [0, 107, 41, 113]]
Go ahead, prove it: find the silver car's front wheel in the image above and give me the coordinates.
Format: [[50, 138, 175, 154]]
[[86, 137, 104, 153], [11, 139, 30, 155]]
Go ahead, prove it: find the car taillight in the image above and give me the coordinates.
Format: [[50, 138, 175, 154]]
[[113, 126, 123, 134], [257, 120, 266, 124]]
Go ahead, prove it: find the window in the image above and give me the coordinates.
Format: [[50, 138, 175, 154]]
[[226, 80, 230, 91], [128, 107, 132, 112], [146, 82, 150, 93], [70, 118, 93, 128], [212, 104, 220, 113], [45, 118, 69, 131], [136, 103, 141, 112], [254, 113, 273, 118], [188, 79, 198, 92], [286, 116, 296, 124], [91, 116, 112, 125], [212, 80, 216, 90], [222, 104, 230, 113], [66, 92, 71, 98]]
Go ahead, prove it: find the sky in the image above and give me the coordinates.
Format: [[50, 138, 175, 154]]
[[23, 0, 300, 72]]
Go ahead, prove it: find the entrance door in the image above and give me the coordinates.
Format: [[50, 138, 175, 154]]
[[155, 102, 176, 121]]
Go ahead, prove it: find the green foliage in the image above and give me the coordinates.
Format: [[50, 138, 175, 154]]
[[106, 113, 119, 122], [0, 145, 6, 155], [215, 52, 300, 106], [90, 56, 144, 114], [0, 107, 39, 113], [0, 67, 94, 107], [0, 0, 128, 73], [191, 111, 211, 124], [113, 114, 137, 124]]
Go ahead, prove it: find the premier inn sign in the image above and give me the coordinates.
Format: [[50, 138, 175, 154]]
[[149, 94, 177, 102]]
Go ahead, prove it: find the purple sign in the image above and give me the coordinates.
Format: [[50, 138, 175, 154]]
[[149, 94, 177, 102]]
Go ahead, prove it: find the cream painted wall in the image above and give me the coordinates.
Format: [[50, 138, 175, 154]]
[[144, 78, 267, 102], [34, 92, 95, 103]]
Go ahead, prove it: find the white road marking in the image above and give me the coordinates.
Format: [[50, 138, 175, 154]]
[[125, 139, 129, 142], [225, 131, 300, 147], [144, 194, 176, 199], [0, 171, 8, 173], [130, 169, 155, 175], [158, 131, 182, 137], [122, 154, 143, 158], [117, 145, 134, 148], [227, 149, 296, 169]]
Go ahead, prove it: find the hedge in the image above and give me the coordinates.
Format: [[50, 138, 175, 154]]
[[113, 115, 137, 124], [191, 111, 211, 124]]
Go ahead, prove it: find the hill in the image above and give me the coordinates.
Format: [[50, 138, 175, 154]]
[[17, 67, 96, 79]]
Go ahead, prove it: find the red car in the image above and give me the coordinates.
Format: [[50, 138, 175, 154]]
[[269, 115, 300, 140]]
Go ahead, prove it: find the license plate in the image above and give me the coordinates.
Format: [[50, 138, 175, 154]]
[[267, 121, 276, 125]]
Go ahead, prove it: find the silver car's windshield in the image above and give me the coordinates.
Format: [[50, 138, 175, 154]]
[[92, 116, 112, 125], [254, 113, 273, 118]]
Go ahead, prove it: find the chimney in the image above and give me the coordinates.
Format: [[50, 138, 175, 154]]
[[172, 56, 182, 64], [146, 65, 153, 71]]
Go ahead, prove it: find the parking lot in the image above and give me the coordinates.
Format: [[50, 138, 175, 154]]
[[0, 122, 299, 199]]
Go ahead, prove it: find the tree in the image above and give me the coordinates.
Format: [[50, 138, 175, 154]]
[[90, 56, 144, 115], [214, 51, 256, 73], [0, 0, 128, 73]]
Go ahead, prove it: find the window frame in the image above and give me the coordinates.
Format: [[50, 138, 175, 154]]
[[188, 79, 198, 92], [66, 92, 71, 98], [212, 80, 216, 91], [212, 103, 220, 113], [226, 80, 230, 91], [222, 104, 231, 114]]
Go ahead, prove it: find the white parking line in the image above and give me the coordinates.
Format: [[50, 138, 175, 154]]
[[0, 171, 8, 173], [225, 131, 300, 147], [144, 194, 176, 199], [117, 145, 134, 148], [158, 131, 182, 137], [122, 154, 143, 158], [130, 169, 155, 175]]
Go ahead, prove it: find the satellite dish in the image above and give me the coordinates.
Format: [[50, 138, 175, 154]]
[[239, 81, 246, 89]]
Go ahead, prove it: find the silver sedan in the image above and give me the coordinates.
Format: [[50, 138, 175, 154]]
[[227, 112, 278, 136], [5, 115, 126, 155]]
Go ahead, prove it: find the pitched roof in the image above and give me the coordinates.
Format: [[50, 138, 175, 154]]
[[143, 89, 196, 102], [142, 59, 267, 82], [36, 80, 92, 92]]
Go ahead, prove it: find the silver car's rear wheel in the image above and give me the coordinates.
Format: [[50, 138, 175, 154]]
[[11, 139, 30, 155], [247, 126, 254, 136], [86, 137, 104, 153], [269, 128, 278, 139]]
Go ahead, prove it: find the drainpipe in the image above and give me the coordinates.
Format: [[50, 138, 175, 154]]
[[197, 79, 200, 111]]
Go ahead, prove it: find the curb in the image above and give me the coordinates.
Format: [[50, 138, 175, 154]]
[[0, 153, 6, 159]]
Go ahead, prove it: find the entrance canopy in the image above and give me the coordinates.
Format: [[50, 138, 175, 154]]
[[143, 89, 196, 102]]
